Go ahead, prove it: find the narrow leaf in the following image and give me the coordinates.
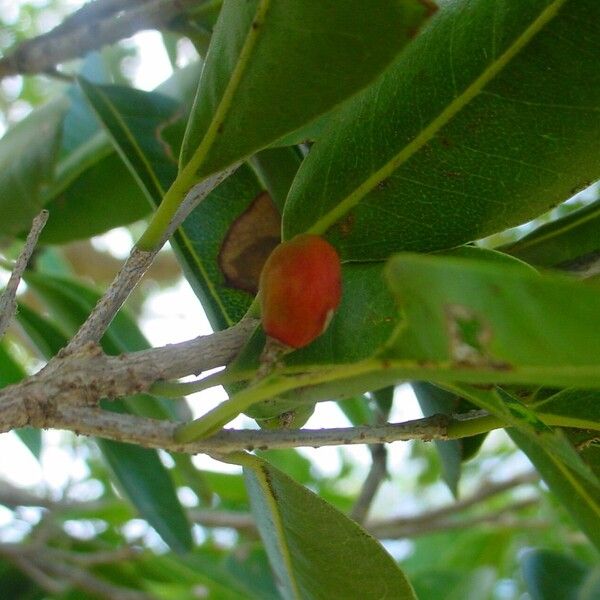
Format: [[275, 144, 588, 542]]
[[504, 198, 600, 268], [521, 549, 592, 599], [510, 431, 600, 551], [412, 382, 486, 496]]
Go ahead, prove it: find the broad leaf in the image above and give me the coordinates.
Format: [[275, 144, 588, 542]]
[[385, 254, 600, 386], [239, 454, 416, 600], [1, 64, 202, 244], [180, 0, 434, 177], [284, 0, 600, 260]]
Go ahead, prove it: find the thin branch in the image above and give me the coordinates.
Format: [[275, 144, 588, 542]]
[[349, 444, 388, 524], [18, 409, 484, 455], [373, 498, 543, 539], [188, 473, 541, 540], [191, 509, 257, 532], [8, 554, 68, 595], [367, 470, 540, 537], [0, 0, 209, 79], [65, 165, 239, 352], [0, 210, 48, 339], [43, 557, 152, 600]]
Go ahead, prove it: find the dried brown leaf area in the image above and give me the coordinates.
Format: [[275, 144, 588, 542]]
[[219, 191, 281, 294]]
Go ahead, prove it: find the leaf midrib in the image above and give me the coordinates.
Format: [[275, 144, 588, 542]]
[[307, 0, 568, 236], [247, 458, 303, 600], [180, 0, 271, 179]]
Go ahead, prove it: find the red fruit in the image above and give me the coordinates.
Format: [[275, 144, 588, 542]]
[[259, 234, 342, 349]]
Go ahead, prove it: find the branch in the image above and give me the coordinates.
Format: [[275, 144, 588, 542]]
[[349, 444, 388, 524], [367, 470, 540, 538], [372, 498, 544, 539], [0, 317, 258, 434], [0, 210, 48, 339], [65, 165, 238, 352], [0, 0, 211, 79], [0, 543, 152, 600]]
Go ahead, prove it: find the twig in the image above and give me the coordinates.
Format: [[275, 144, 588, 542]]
[[2, 551, 68, 595], [0, 0, 209, 79], [47, 561, 152, 600], [368, 470, 539, 537], [372, 498, 542, 539], [191, 509, 257, 532], [0, 210, 48, 339], [65, 165, 238, 352], [349, 444, 388, 524]]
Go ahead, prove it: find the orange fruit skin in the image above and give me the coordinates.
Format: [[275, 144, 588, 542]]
[[259, 234, 342, 349]]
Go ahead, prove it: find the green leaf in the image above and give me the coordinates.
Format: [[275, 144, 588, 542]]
[[97, 438, 193, 554], [0, 342, 41, 459], [284, 0, 600, 260], [532, 388, 600, 430], [0, 97, 67, 236], [503, 198, 600, 268], [239, 454, 416, 600], [19, 275, 193, 552], [41, 150, 149, 244], [174, 164, 266, 329], [510, 430, 600, 551], [13, 64, 202, 245], [521, 549, 591, 600], [412, 382, 486, 496], [371, 386, 395, 418], [75, 78, 266, 330], [249, 146, 303, 212], [180, 0, 434, 177], [410, 568, 496, 600], [385, 254, 600, 386], [76, 78, 182, 203]]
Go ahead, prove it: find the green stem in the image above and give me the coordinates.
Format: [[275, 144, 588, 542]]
[[136, 168, 198, 251], [446, 414, 503, 439], [137, 0, 270, 251], [174, 355, 600, 444], [174, 375, 293, 442], [150, 369, 250, 398]]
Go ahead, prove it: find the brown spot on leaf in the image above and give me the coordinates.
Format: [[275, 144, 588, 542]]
[[445, 304, 512, 370], [219, 191, 281, 294], [337, 213, 355, 237], [419, 0, 438, 17]]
